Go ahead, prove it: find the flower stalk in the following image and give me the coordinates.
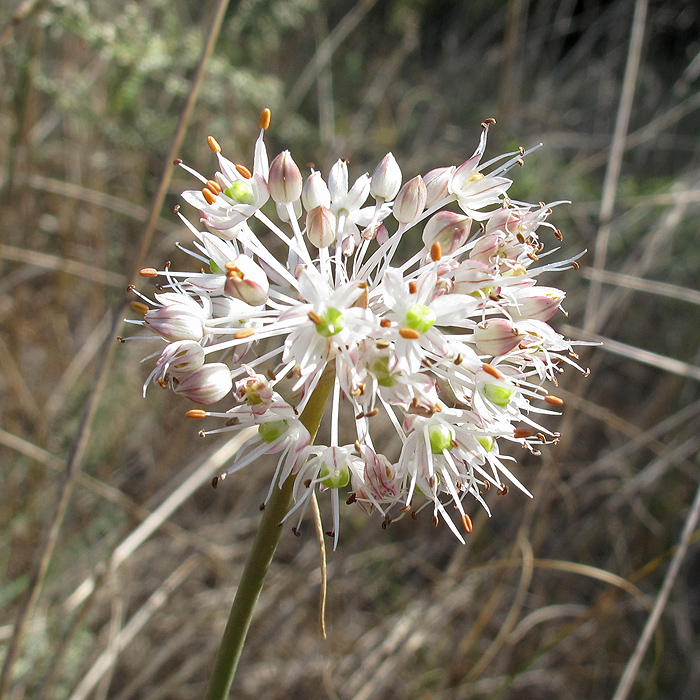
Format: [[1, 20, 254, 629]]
[[203, 364, 335, 700]]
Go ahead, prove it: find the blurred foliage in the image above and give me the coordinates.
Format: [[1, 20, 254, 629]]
[[2, 0, 700, 699]]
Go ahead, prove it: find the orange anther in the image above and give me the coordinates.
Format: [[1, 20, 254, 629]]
[[206, 179, 221, 194], [380, 318, 391, 328], [514, 428, 533, 439], [207, 135, 221, 153], [408, 281, 417, 294], [259, 108, 271, 130], [236, 163, 252, 179], [234, 328, 255, 339], [139, 268, 158, 277], [430, 241, 442, 262], [399, 328, 421, 340], [461, 514, 473, 533], [202, 187, 217, 205], [482, 363, 502, 379], [186, 409, 207, 418], [545, 394, 564, 406], [308, 311, 322, 325]]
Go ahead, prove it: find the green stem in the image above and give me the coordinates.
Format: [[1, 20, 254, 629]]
[[203, 366, 335, 700]]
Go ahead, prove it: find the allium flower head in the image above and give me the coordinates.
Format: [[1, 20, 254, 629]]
[[127, 112, 586, 548]]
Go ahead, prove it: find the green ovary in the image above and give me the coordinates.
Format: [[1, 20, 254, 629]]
[[224, 180, 255, 205], [371, 357, 395, 387], [319, 462, 350, 489], [476, 435, 494, 452], [316, 307, 345, 337], [428, 424, 453, 454], [405, 304, 436, 335], [483, 384, 513, 407], [258, 420, 288, 443]]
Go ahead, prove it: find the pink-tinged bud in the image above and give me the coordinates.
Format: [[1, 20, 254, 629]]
[[507, 286, 565, 321], [268, 150, 303, 204], [470, 232, 503, 262], [474, 319, 525, 356], [393, 175, 427, 225], [305, 206, 337, 248], [156, 340, 205, 378], [302, 170, 331, 211], [452, 259, 495, 295], [370, 152, 402, 201], [224, 254, 269, 306], [144, 299, 206, 342], [424, 166, 454, 208], [422, 211, 472, 254], [174, 363, 232, 404]]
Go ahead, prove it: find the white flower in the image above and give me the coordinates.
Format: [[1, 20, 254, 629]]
[[129, 110, 585, 546]]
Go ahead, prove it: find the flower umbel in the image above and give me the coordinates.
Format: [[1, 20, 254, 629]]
[[128, 112, 586, 547]]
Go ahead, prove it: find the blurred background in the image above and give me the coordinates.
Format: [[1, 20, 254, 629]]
[[1, 0, 700, 698]]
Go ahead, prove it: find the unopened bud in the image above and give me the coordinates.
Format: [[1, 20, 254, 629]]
[[424, 166, 454, 208], [306, 206, 337, 248], [268, 150, 303, 204], [173, 363, 232, 404], [507, 287, 565, 322], [144, 299, 205, 342], [393, 175, 427, 225], [470, 233, 502, 262], [474, 319, 524, 356], [422, 211, 472, 254], [370, 152, 402, 201], [224, 254, 269, 306], [302, 170, 331, 211]]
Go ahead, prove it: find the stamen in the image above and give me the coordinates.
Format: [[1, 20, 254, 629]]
[[236, 164, 252, 179], [376, 340, 390, 349], [207, 135, 221, 153], [514, 428, 532, 438], [130, 301, 149, 315], [234, 328, 255, 339], [408, 281, 418, 294], [186, 410, 207, 418], [308, 311, 322, 325], [431, 241, 442, 261], [380, 318, 392, 328], [482, 363, 502, 379], [206, 179, 221, 194], [259, 108, 271, 130], [545, 395, 564, 406], [399, 328, 420, 340], [139, 268, 158, 277], [202, 188, 217, 205], [461, 514, 473, 533]]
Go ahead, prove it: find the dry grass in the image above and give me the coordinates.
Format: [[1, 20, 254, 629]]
[[1, 1, 700, 699]]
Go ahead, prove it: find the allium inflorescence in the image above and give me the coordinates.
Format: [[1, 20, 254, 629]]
[[127, 109, 586, 547]]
